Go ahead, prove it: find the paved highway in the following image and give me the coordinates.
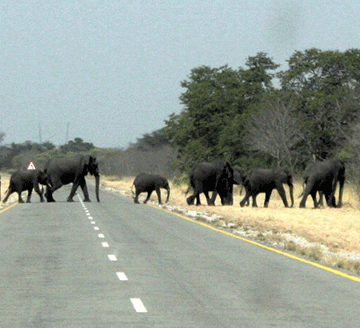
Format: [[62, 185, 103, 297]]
[[1, 186, 360, 327]]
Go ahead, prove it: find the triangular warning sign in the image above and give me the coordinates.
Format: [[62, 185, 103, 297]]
[[27, 162, 37, 170]]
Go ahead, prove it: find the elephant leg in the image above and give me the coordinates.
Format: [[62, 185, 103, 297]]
[[334, 178, 345, 207], [144, 190, 153, 204], [2, 188, 14, 203], [46, 181, 63, 202], [155, 187, 162, 204], [202, 190, 211, 205], [76, 178, 91, 202], [134, 190, 141, 204], [18, 191, 24, 203], [240, 190, 251, 207], [209, 190, 217, 206], [34, 184, 44, 202], [318, 191, 324, 207], [251, 194, 258, 207], [196, 193, 201, 205], [264, 189, 273, 208], [334, 186, 344, 207], [299, 184, 312, 208], [310, 190, 318, 208], [66, 182, 80, 202], [276, 185, 289, 208], [186, 194, 195, 205], [46, 185, 56, 202], [26, 188, 33, 203]]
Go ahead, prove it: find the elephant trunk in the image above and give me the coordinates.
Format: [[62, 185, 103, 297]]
[[289, 182, 294, 207], [95, 174, 100, 202], [165, 185, 170, 203]]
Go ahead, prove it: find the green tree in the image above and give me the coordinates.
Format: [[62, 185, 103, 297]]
[[130, 128, 171, 151], [60, 137, 95, 152], [166, 65, 243, 169], [280, 48, 360, 160], [165, 53, 279, 171]]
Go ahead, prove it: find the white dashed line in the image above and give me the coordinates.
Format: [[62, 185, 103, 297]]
[[108, 254, 117, 261], [116, 272, 128, 281], [130, 298, 147, 313], [80, 203, 147, 315]]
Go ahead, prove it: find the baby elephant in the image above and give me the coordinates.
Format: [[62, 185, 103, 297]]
[[132, 173, 170, 204], [2, 169, 48, 203]]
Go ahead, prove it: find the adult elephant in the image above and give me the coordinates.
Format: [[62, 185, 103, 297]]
[[186, 160, 235, 206], [132, 173, 170, 204], [2, 169, 48, 203], [44, 155, 100, 202], [240, 168, 294, 208], [299, 158, 345, 208], [301, 162, 325, 207]]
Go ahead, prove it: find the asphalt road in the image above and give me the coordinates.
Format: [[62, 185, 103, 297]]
[[1, 185, 360, 327]]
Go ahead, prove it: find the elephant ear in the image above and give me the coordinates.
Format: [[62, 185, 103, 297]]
[[87, 156, 100, 176]]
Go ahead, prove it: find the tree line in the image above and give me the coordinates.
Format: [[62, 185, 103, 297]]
[[0, 135, 177, 178], [1, 48, 360, 189], [164, 48, 360, 185]]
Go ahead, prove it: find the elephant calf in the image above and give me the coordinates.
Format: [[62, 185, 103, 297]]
[[2, 169, 47, 203], [240, 168, 294, 208], [132, 173, 170, 204]]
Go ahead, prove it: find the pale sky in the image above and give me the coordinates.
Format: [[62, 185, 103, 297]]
[[1, 0, 359, 148]]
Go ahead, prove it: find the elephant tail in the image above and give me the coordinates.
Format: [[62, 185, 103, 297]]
[[298, 181, 306, 198], [239, 185, 245, 196]]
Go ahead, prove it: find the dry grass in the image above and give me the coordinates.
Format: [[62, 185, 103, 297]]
[[0, 174, 10, 203], [102, 175, 360, 274]]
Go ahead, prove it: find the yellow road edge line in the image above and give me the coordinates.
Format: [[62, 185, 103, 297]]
[[149, 204, 360, 283], [0, 202, 18, 214]]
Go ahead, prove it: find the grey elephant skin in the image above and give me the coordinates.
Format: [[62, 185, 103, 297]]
[[132, 173, 170, 204], [240, 168, 294, 208], [186, 161, 235, 206], [2, 169, 47, 203], [44, 155, 100, 202], [299, 158, 345, 208]]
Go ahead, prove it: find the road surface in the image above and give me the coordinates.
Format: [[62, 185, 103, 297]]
[[1, 185, 360, 327]]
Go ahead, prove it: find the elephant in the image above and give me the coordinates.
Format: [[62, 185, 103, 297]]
[[301, 162, 325, 207], [299, 158, 345, 208], [240, 168, 294, 208], [132, 173, 170, 204], [44, 155, 100, 202], [186, 160, 235, 206], [2, 169, 48, 203], [233, 165, 247, 186]]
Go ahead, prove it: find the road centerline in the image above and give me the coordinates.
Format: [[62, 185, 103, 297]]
[[130, 298, 147, 313]]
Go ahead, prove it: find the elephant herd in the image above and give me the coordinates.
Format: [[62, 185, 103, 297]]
[[3, 154, 345, 210], [132, 158, 345, 209], [2, 155, 100, 204]]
